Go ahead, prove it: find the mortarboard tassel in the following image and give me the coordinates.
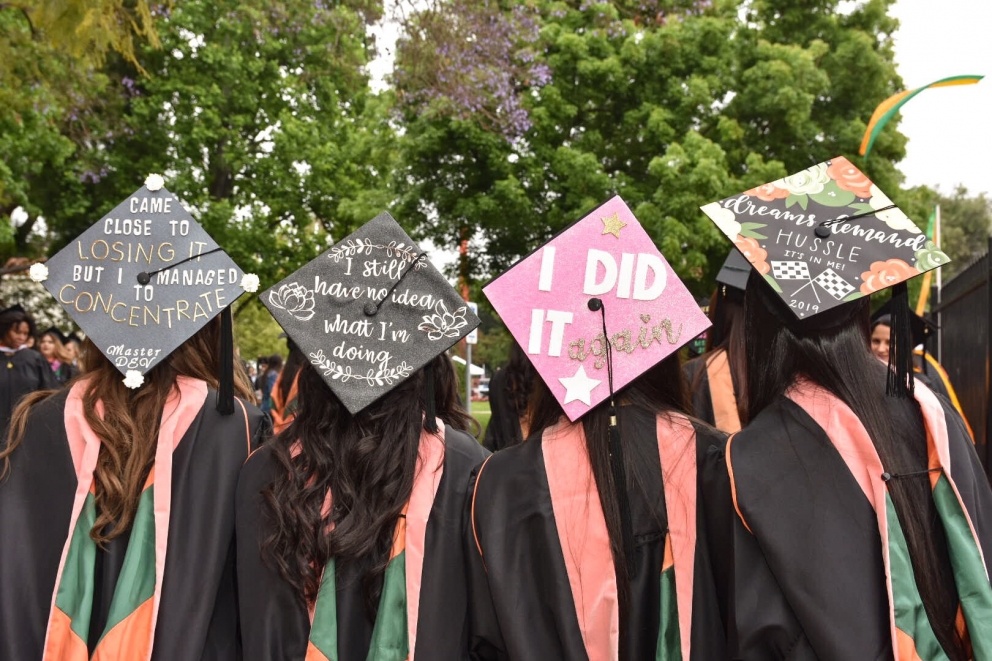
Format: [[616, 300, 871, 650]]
[[886, 282, 914, 398], [423, 361, 439, 433], [588, 298, 635, 567], [217, 306, 235, 415]]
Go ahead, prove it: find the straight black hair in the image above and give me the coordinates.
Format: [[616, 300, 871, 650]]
[[528, 352, 689, 640], [742, 271, 967, 660]]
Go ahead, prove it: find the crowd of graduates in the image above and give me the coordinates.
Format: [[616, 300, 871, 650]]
[[1, 159, 991, 661]]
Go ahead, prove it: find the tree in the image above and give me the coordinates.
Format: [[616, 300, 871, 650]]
[[392, 0, 912, 302], [42, 0, 396, 289], [932, 187, 992, 279]]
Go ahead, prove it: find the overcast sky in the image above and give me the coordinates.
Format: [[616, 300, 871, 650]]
[[890, 0, 991, 197]]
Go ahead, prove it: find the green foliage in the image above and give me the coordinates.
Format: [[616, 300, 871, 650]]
[[931, 187, 992, 279], [40, 0, 393, 291], [234, 299, 286, 365], [394, 0, 911, 297]]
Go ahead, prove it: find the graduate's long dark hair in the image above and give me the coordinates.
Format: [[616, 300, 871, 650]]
[[528, 354, 689, 624], [1, 317, 254, 545], [263, 354, 468, 610], [742, 271, 968, 660]]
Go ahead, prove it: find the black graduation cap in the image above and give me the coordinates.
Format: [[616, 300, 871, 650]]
[[871, 301, 936, 348], [261, 211, 480, 416], [41, 326, 69, 345], [701, 156, 951, 396], [0, 304, 26, 317], [715, 249, 751, 292], [39, 175, 257, 398], [701, 156, 949, 320]]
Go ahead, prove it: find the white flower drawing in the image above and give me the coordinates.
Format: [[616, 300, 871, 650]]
[[268, 282, 316, 321], [418, 300, 468, 341], [773, 163, 831, 196], [123, 370, 145, 389], [700, 202, 741, 239], [868, 185, 921, 234], [144, 173, 165, 191], [28, 263, 48, 282]]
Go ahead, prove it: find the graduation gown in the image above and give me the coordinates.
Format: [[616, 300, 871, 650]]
[[683, 349, 741, 433], [467, 408, 729, 660], [723, 383, 992, 660], [0, 347, 58, 433], [236, 422, 489, 661], [0, 377, 267, 661]]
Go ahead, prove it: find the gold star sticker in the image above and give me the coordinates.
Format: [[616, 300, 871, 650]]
[[601, 212, 627, 238]]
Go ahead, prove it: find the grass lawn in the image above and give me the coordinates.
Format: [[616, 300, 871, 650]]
[[471, 400, 491, 440]]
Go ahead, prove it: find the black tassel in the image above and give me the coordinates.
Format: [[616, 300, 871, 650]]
[[424, 362, 439, 433], [217, 306, 235, 415], [607, 405, 635, 565], [885, 282, 914, 398]]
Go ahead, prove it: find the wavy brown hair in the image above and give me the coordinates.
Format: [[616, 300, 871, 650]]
[[0, 316, 254, 545], [262, 354, 458, 612]]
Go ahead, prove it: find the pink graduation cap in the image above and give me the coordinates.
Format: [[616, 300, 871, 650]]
[[484, 196, 710, 421]]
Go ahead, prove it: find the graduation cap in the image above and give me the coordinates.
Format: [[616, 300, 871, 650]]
[[484, 195, 710, 422], [700, 156, 951, 395], [37, 175, 258, 409], [41, 326, 69, 345], [484, 195, 709, 568], [715, 248, 751, 293], [0, 304, 26, 318], [261, 211, 480, 418], [871, 300, 936, 349]]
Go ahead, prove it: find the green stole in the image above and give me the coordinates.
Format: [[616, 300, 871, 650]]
[[788, 382, 992, 659], [305, 423, 447, 661], [42, 377, 208, 661]]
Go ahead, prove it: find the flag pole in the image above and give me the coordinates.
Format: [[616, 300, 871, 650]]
[[934, 204, 942, 362]]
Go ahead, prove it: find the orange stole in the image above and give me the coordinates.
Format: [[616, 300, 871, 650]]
[[42, 377, 208, 661]]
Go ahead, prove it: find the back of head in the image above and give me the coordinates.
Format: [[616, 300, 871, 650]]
[[741, 270, 968, 660], [528, 351, 688, 617], [265, 360, 430, 609], [4, 315, 252, 545]]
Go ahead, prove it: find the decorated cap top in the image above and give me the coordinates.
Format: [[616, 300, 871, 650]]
[[700, 156, 950, 319], [261, 211, 480, 415], [484, 196, 710, 422], [41, 176, 255, 387]]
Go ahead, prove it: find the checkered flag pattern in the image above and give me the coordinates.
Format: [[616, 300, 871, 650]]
[[771, 260, 811, 281], [813, 268, 855, 300]]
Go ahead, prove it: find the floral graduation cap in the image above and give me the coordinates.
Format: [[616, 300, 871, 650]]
[[484, 196, 710, 422], [700, 156, 950, 320], [262, 211, 480, 415], [39, 175, 257, 390]]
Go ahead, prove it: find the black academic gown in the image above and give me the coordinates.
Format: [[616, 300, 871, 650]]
[[467, 407, 729, 660], [720, 394, 992, 660], [0, 347, 58, 432], [236, 426, 489, 661], [0, 386, 268, 661]]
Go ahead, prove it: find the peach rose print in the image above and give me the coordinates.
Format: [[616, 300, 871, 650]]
[[734, 236, 770, 275], [744, 183, 790, 202], [859, 259, 919, 295], [827, 157, 874, 198]]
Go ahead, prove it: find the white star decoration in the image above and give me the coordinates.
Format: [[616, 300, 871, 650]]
[[559, 365, 602, 406]]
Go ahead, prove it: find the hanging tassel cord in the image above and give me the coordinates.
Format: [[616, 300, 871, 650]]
[[589, 298, 635, 566], [886, 282, 915, 398], [424, 362, 439, 433]]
